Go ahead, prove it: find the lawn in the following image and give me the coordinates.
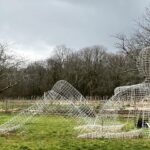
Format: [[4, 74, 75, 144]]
[[0, 113, 150, 150]]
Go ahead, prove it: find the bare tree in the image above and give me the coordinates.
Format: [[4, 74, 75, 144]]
[[115, 6, 150, 62], [0, 43, 22, 94]]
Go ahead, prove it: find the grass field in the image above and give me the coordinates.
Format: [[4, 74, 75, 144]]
[[0, 113, 150, 150]]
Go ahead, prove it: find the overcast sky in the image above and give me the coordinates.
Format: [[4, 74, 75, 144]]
[[0, 0, 150, 60]]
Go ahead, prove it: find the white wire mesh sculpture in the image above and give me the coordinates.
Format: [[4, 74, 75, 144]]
[[77, 47, 150, 138], [0, 80, 95, 133]]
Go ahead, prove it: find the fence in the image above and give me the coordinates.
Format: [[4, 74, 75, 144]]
[[0, 99, 38, 113], [0, 97, 106, 113]]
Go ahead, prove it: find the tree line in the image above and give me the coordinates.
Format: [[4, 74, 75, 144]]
[[1, 5, 150, 98], [0, 44, 143, 98]]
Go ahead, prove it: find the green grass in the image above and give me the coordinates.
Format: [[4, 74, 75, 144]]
[[0, 114, 150, 150]]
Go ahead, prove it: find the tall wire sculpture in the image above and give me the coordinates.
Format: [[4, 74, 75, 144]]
[[77, 47, 150, 138]]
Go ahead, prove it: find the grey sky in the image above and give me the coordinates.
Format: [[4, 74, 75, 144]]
[[0, 0, 150, 60]]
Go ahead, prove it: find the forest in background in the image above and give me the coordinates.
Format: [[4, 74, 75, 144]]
[[1, 6, 150, 98]]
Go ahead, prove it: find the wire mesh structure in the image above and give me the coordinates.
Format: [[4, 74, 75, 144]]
[[44, 80, 96, 125], [0, 80, 95, 134], [77, 47, 150, 138]]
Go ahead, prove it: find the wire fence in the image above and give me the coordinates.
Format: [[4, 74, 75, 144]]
[[0, 97, 107, 113]]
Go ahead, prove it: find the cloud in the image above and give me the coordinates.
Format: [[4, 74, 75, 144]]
[[0, 0, 149, 60]]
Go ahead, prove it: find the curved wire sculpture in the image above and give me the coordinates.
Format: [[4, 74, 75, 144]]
[[0, 80, 95, 133]]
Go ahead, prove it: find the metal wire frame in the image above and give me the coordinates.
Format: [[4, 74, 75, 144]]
[[0, 80, 95, 133], [78, 47, 150, 138]]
